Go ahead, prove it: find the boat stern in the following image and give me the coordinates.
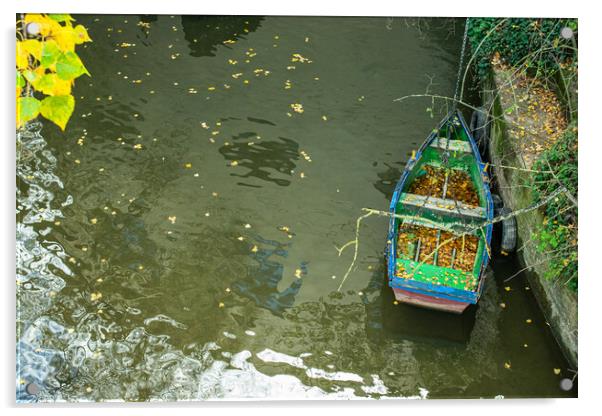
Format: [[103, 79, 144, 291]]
[[392, 287, 470, 314]]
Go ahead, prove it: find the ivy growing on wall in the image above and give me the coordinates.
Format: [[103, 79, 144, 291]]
[[467, 18, 577, 79], [532, 124, 578, 291]]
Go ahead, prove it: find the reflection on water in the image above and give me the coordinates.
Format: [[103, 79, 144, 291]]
[[219, 135, 300, 187], [233, 235, 306, 316], [368, 267, 479, 345], [181, 15, 263, 58], [16, 123, 72, 401]]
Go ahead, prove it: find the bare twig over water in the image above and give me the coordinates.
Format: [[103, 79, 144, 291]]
[[336, 186, 569, 291]]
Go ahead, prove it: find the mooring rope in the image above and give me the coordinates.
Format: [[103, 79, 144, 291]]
[[453, 18, 470, 107]]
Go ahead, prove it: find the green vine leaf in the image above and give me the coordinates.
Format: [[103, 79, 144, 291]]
[[48, 14, 74, 23], [32, 73, 72, 96], [33, 73, 57, 95], [17, 96, 41, 127], [22, 69, 39, 84], [40, 39, 61, 68], [40, 95, 75, 130], [56, 51, 89, 80], [74, 25, 92, 44], [17, 72, 25, 88]]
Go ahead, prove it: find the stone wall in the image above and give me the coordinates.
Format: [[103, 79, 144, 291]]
[[482, 72, 578, 369]]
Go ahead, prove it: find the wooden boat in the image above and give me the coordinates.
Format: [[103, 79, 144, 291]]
[[386, 110, 494, 314]]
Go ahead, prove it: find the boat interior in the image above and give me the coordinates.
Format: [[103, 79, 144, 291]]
[[393, 119, 488, 292]]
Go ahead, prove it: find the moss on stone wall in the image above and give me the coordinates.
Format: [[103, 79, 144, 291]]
[[483, 70, 578, 369]]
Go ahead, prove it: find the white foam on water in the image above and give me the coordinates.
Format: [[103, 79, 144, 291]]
[[194, 348, 427, 400], [256, 348, 363, 383], [143, 314, 188, 330], [361, 375, 388, 395], [305, 367, 364, 383], [256, 348, 305, 369]]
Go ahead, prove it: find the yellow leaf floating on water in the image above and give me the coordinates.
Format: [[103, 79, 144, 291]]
[[168, 216, 176, 224], [90, 292, 102, 301], [504, 286, 511, 292], [291, 53, 312, 63], [90, 218, 98, 224], [218, 302, 225, 308], [526, 319, 532, 324], [553, 368, 561, 375], [290, 103, 304, 113], [299, 150, 312, 162], [251, 245, 258, 253], [133, 144, 142, 150], [294, 269, 302, 278], [184, 163, 192, 168], [230, 160, 239, 166], [504, 362, 511, 369]]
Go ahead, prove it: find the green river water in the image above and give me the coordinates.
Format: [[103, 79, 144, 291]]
[[16, 15, 576, 401]]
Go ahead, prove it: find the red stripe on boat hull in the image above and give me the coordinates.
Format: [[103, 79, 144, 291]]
[[392, 288, 469, 314]]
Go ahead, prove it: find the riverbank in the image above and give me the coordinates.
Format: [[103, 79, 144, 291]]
[[480, 59, 578, 369]]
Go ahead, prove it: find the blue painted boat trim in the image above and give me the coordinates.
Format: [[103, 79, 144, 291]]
[[386, 109, 493, 305]]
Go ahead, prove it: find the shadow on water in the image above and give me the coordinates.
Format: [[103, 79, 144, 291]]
[[219, 134, 300, 187], [180, 15, 264, 58], [232, 235, 308, 316], [373, 162, 403, 200], [364, 262, 477, 346]]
